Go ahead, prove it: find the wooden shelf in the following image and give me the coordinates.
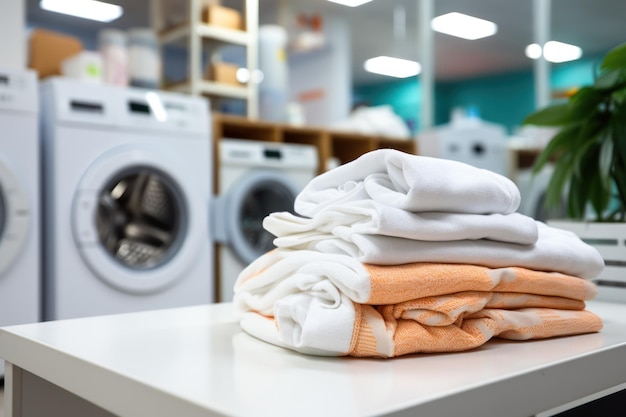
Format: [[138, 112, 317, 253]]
[[212, 113, 417, 191], [152, 0, 258, 117], [165, 79, 250, 99], [158, 20, 250, 46]]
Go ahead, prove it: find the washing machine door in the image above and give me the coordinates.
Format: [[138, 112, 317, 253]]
[[0, 159, 29, 276], [216, 169, 300, 264], [517, 165, 568, 221], [72, 145, 205, 294]]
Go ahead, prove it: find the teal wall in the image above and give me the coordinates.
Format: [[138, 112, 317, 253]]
[[354, 53, 606, 135], [435, 70, 535, 133], [353, 80, 421, 133]]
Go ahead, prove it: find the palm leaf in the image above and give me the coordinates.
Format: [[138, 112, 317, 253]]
[[532, 124, 579, 174], [523, 103, 573, 126]]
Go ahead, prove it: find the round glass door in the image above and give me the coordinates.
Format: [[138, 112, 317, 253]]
[[72, 144, 205, 294], [220, 169, 300, 265], [0, 159, 29, 277], [238, 180, 296, 258], [0, 185, 5, 242], [96, 167, 186, 270]]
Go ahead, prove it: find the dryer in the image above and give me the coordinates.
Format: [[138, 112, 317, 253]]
[[213, 139, 317, 302], [40, 78, 213, 320], [0, 68, 40, 375]]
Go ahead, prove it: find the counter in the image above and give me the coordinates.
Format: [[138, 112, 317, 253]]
[[1, 301, 625, 417]]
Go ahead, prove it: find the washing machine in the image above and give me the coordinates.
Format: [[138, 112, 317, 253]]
[[0, 68, 40, 376], [516, 164, 567, 221], [213, 139, 318, 302], [418, 113, 509, 176], [40, 77, 213, 321]]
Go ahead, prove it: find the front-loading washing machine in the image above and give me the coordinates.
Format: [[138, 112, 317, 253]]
[[0, 67, 40, 376], [213, 139, 318, 302], [40, 78, 213, 320], [516, 164, 567, 221]]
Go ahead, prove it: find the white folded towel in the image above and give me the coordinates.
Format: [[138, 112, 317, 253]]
[[294, 149, 521, 217], [264, 201, 539, 245], [268, 222, 604, 280]]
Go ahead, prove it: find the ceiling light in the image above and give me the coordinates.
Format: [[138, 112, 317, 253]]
[[431, 12, 498, 40], [525, 44, 543, 60], [236, 68, 264, 84], [40, 0, 123, 23], [326, 0, 373, 7], [525, 41, 583, 63], [364, 56, 421, 78]]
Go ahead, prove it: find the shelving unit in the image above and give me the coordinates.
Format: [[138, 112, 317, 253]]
[[151, 0, 259, 117], [212, 113, 417, 192]]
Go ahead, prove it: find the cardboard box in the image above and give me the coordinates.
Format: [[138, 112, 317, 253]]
[[29, 29, 83, 79], [206, 61, 240, 86], [202, 5, 242, 30]]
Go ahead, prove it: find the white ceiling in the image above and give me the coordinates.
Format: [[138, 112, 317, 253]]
[[25, 0, 626, 85]]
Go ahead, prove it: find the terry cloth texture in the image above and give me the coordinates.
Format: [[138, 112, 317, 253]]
[[294, 149, 522, 217], [234, 250, 602, 358], [266, 220, 604, 280], [265, 201, 539, 244]]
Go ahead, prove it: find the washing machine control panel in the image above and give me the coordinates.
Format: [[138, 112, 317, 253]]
[[221, 139, 319, 170], [0, 68, 37, 113], [45, 78, 209, 136]]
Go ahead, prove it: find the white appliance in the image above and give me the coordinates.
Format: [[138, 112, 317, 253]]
[[418, 111, 509, 176], [213, 139, 318, 302], [516, 164, 567, 221], [0, 68, 40, 376], [40, 78, 213, 320]]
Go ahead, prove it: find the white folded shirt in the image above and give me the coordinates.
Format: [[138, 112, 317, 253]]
[[269, 222, 604, 280], [295, 149, 521, 217], [265, 200, 539, 245]]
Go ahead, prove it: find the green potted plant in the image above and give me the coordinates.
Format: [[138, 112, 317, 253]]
[[522, 41, 626, 301], [523, 41, 626, 221]]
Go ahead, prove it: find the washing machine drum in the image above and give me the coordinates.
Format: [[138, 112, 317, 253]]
[[95, 167, 184, 270], [216, 169, 300, 264]]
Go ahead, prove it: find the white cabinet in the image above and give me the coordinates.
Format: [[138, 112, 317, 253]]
[[151, 0, 258, 117]]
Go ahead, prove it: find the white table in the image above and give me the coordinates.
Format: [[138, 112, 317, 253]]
[[1, 301, 626, 417]]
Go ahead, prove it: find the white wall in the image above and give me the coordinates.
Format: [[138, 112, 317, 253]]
[[0, 0, 26, 69]]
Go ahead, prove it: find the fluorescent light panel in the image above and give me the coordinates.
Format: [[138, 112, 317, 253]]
[[40, 0, 123, 23], [364, 56, 421, 78], [431, 12, 497, 40], [326, 0, 373, 7], [525, 41, 582, 63], [236, 68, 264, 84]]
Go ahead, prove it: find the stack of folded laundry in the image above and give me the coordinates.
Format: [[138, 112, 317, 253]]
[[233, 149, 605, 358]]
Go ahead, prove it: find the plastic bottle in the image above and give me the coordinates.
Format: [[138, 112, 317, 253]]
[[98, 29, 128, 86], [127, 28, 161, 89], [258, 25, 288, 122]]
